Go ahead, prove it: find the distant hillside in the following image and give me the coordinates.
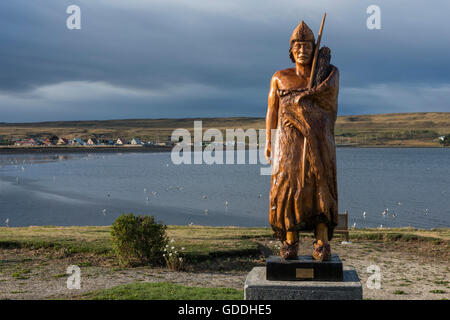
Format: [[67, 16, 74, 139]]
[[0, 112, 449, 147], [335, 112, 450, 147]]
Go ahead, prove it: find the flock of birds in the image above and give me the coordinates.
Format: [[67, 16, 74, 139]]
[[351, 202, 431, 229], [3, 200, 433, 228], [0, 157, 437, 229], [97, 185, 264, 221], [95, 177, 437, 231]]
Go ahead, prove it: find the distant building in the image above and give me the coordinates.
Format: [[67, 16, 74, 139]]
[[42, 138, 53, 146], [73, 138, 86, 146], [176, 141, 192, 147], [116, 138, 127, 145], [49, 136, 59, 145], [0, 136, 11, 145], [87, 138, 99, 145], [57, 138, 69, 145], [14, 140, 34, 146], [209, 141, 224, 147], [95, 139, 107, 145], [130, 138, 143, 145]]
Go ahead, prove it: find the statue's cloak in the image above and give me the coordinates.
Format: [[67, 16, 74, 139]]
[[269, 64, 339, 241]]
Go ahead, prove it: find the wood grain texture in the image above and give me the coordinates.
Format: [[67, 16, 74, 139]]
[[269, 62, 339, 242]]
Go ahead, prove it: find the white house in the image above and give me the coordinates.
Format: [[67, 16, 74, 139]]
[[87, 138, 99, 145], [130, 138, 143, 145], [116, 138, 127, 145], [57, 138, 69, 145]]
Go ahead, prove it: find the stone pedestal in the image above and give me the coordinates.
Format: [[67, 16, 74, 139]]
[[244, 266, 362, 300], [266, 254, 343, 281]]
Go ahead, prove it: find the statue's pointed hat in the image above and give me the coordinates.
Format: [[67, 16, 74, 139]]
[[290, 20, 315, 44]]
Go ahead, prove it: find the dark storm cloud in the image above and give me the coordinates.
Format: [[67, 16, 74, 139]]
[[0, 0, 449, 122]]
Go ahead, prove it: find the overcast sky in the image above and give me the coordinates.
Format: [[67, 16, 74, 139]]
[[0, 0, 449, 122]]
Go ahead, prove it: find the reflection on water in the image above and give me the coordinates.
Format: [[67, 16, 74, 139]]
[[0, 154, 72, 166], [0, 148, 449, 229]]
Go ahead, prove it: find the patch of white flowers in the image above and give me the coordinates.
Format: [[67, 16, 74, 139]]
[[163, 239, 185, 271], [269, 240, 282, 254]]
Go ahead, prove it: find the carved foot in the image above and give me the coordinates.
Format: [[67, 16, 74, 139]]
[[312, 240, 331, 261], [280, 241, 298, 259]]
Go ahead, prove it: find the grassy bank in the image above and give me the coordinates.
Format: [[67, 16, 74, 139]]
[[1, 225, 448, 258], [1, 112, 449, 147], [0, 226, 273, 263]]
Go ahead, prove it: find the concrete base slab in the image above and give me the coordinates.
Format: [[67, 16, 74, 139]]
[[244, 266, 362, 300]]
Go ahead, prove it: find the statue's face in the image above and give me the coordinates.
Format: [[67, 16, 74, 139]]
[[292, 41, 313, 65]]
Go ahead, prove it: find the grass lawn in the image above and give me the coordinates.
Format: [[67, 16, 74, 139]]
[[82, 282, 244, 300]]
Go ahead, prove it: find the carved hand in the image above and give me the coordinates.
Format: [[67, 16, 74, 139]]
[[295, 88, 315, 105], [265, 141, 272, 165]]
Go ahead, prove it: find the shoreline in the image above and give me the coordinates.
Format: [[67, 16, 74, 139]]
[[1, 225, 448, 231], [0, 145, 173, 154], [0, 145, 447, 154]]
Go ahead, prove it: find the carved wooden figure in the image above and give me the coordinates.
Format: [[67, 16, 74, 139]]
[[265, 20, 339, 261]]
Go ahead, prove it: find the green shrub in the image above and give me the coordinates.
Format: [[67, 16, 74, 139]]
[[111, 213, 168, 267]]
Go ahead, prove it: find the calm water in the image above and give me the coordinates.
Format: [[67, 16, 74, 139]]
[[0, 148, 448, 229]]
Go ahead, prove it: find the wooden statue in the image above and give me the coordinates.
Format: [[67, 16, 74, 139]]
[[265, 17, 339, 261]]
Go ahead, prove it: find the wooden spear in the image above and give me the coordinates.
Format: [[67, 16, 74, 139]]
[[301, 12, 326, 188]]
